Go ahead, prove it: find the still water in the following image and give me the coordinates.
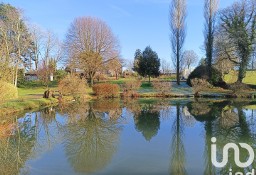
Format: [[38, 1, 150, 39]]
[[1, 99, 256, 175]]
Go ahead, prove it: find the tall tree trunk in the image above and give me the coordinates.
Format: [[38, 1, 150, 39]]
[[89, 72, 94, 87], [14, 65, 18, 87], [206, 22, 213, 79], [206, 8, 213, 79], [237, 54, 249, 83], [170, 0, 186, 86], [90, 76, 94, 87], [204, 0, 218, 80], [176, 32, 180, 85], [35, 59, 38, 70]]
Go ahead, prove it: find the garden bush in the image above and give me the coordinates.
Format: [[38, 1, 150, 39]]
[[0, 81, 18, 102], [191, 78, 210, 97], [151, 80, 172, 95], [93, 83, 120, 98], [95, 73, 107, 82], [55, 70, 68, 81], [187, 65, 227, 88], [229, 82, 249, 95], [122, 80, 141, 97], [58, 75, 87, 98]]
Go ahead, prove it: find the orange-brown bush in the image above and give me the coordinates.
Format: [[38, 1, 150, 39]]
[[122, 80, 141, 97], [191, 78, 210, 96], [151, 80, 172, 95], [58, 75, 87, 98], [93, 83, 120, 98]]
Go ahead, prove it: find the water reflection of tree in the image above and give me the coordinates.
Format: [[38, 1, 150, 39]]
[[32, 107, 64, 157], [216, 106, 256, 174], [92, 99, 122, 119], [63, 102, 122, 173], [189, 100, 256, 175], [134, 105, 160, 141], [58, 102, 90, 123], [125, 99, 172, 119], [169, 104, 186, 175], [0, 116, 36, 175]]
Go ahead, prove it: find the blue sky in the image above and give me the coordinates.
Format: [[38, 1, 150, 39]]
[[2, 0, 236, 68]]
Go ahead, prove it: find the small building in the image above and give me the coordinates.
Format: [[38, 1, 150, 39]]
[[25, 72, 39, 81], [182, 68, 194, 79]]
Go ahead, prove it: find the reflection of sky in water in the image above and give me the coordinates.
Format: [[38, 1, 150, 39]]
[[6, 100, 256, 175]]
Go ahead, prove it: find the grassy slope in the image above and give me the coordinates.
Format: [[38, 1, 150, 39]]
[[0, 86, 59, 116], [224, 70, 256, 85]]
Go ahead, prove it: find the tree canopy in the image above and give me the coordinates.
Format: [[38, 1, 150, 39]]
[[219, 0, 256, 83], [0, 3, 34, 86], [134, 46, 160, 82], [64, 16, 121, 86]]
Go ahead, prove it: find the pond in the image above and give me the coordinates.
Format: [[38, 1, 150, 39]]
[[1, 98, 256, 175]]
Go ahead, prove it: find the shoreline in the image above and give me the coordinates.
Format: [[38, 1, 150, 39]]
[[1, 91, 256, 117], [0, 98, 59, 117]]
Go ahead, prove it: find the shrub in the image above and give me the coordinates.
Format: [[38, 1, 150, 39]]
[[55, 70, 68, 81], [229, 82, 249, 95], [18, 80, 44, 88], [191, 78, 210, 97], [152, 80, 172, 95], [58, 75, 87, 98], [17, 69, 26, 87], [0, 81, 18, 102], [95, 73, 107, 82], [122, 80, 141, 97], [93, 83, 120, 98], [187, 65, 226, 88]]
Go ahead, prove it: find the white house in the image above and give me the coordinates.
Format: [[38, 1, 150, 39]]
[[182, 68, 194, 79]]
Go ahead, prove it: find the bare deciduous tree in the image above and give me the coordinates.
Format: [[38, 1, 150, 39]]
[[213, 28, 237, 76], [42, 31, 62, 74], [182, 50, 198, 69], [36, 30, 62, 86], [65, 17, 120, 86], [169, 0, 187, 85], [161, 59, 172, 74], [29, 24, 44, 70], [204, 0, 219, 78], [107, 57, 123, 80]]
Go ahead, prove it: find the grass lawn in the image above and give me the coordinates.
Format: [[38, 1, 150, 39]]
[[224, 70, 256, 85], [0, 82, 60, 116], [0, 97, 59, 117], [18, 87, 48, 99], [138, 82, 155, 93], [103, 77, 135, 85]]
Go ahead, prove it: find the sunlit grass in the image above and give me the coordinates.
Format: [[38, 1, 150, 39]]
[[18, 87, 47, 97], [0, 82, 59, 115], [224, 70, 256, 85], [0, 98, 59, 116]]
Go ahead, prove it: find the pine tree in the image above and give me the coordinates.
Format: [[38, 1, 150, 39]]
[[137, 46, 160, 82]]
